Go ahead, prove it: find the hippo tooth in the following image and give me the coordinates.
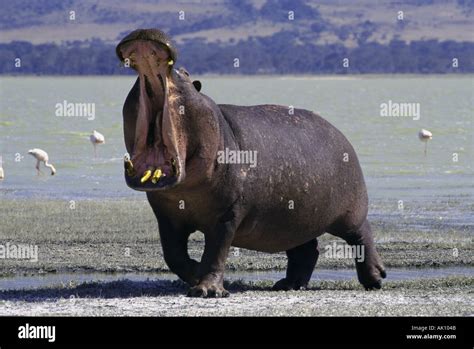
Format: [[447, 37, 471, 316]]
[[124, 154, 136, 176], [140, 170, 153, 183], [151, 169, 163, 184], [125, 162, 135, 177], [171, 158, 179, 177]]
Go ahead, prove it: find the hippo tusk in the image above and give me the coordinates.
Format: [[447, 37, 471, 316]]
[[171, 158, 179, 177], [141, 169, 153, 183], [151, 168, 163, 184], [124, 154, 136, 176]]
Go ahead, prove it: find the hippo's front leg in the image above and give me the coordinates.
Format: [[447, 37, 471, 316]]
[[187, 213, 239, 298], [157, 215, 201, 286]]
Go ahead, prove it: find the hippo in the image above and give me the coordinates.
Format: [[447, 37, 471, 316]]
[[116, 29, 386, 297]]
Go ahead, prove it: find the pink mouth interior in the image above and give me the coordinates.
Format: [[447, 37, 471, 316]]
[[132, 143, 174, 178], [121, 40, 180, 185]]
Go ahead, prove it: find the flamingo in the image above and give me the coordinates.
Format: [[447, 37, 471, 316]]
[[418, 129, 433, 156], [0, 156, 4, 180], [28, 148, 56, 175], [90, 130, 105, 157]]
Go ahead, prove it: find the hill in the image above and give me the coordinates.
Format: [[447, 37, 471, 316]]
[[0, 0, 472, 74]]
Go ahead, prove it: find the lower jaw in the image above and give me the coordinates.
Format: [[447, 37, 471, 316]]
[[124, 148, 181, 191], [125, 173, 179, 191]]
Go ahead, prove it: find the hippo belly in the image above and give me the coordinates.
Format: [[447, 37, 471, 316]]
[[219, 104, 369, 253]]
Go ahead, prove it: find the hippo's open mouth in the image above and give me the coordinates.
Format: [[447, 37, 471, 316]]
[[124, 152, 180, 190], [118, 35, 183, 191], [123, 72, 181, 191]]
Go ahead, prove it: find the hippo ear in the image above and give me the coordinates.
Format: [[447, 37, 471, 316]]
[[192, 80, 202, 92]]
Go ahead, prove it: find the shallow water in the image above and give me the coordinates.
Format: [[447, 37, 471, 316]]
[[0, 76, 473, 230], [0, 267, 472, 291]]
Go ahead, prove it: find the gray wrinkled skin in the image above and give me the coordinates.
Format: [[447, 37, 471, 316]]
[[118, 29, 386, 297]]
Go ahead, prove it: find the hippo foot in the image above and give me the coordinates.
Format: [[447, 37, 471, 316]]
[[181, 275, 200, 287], [187, 281, 230, 298], [357, 261, 387, 291], [272, 278, 308, 291], [273, 239, 319, 291]]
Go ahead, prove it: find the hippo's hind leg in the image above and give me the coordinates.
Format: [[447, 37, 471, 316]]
[[273, 239, 319, 291], [330, 218, 386, 290]]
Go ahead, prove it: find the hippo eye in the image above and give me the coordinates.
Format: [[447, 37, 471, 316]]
[[151, 50, 156, 56]]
